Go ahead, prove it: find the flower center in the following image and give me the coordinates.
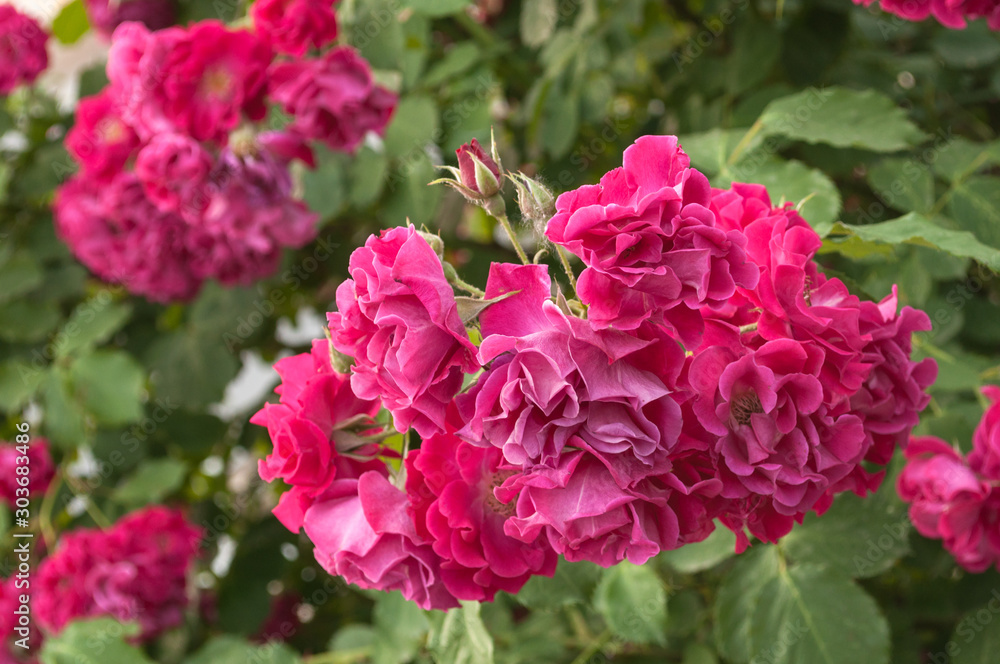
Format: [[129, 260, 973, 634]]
[[201, 66, 236, 99], [484, 470, 516, 517], [731, 392, 764, 426]]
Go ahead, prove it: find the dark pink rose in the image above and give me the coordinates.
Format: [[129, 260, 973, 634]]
[[268, 46, 397, 154], [545, 135, 758, 347], [405, 432, 556, 601], [251, 338, 382, 532], [0, 6, 48, 94], [328, 225, 478, 437], [108, 21, 272, 143], [304, 472, 458, 610], [458, 263, 685, 482], [854, 0, 1000, 29], [84, 0, 175, 39], [898, 437, 1000, 572], [970, 385, 1000, 480], [134, 133, 213, 212], [250, 0, 338, 57], [66, 91, 140, 182], [0, 438, 54, 507], [36, 507, 201, 639], [456, 138, 502, 197]]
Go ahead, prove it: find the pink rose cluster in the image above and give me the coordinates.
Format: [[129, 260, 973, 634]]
[[854, 0, 1000, 30], [55, 1, 396, 302], [0, 438, 55, 507], [254, 135, 936, 610], [35, 506, 202, 640], [0, 5, 48, 95], [898, 387, 1000, 572], [83, 0, 176, 38]]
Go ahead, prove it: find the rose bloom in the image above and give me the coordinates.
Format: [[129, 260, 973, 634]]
[[969, 386, 1000, 480], [545, 135, 758, 347], [328, 225, 478, 437], [0, 438, 54, 507], [65, 90, 141, 183], [0, 6, 48, 94], [250, 0, 338, 56], [268, 46, 397, 153], [84, 0, 175, 38]]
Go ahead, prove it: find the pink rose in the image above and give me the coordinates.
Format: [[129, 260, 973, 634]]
[[328, 226, 478, 437], [268, 46, 397, 153], [459, 262, 684, 481], [899, 437, 1000, 572], [405, 432, 556, 601], [84, 0, 175, 39], [250, 0, 338, 57], [545, 135, 758, 347], [36, 506, 201, 639], [66, 91, 140, 182], [970, 385, 1000, 480], [108, 21, 272, 143], [0, 6, 48, 94], [134, 133, 213, 213], [251, 338, 383, 532], [304, 472, 458, 610], [0, 438, 54, 507]]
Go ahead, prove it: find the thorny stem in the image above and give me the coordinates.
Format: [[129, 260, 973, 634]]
[[555, 245, 578, 294]]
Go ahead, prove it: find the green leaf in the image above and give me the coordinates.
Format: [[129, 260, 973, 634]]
[[423, 43, 482, 87], [931, 137, 1000, 183], [184, 636, 301, 664], [680, 128, 759, 178], [521, 0, 559, 48], [714, 545, 781, 663], [780, 464, 910, 578], [540, 84, 579, 159], [146, 333, 239, 409], [515, 558, 603, 609], [403, 0, 474, 17], [758, 87, 925, 152], [867, 157, 935, 215], [932, 22, 1000, 69], [593, 562, 668, 646], [40, 618, 151, 664], [0, 252, 42, 304], [947, 175, 1000, 249], [71, 350, 145, 426], [827, 214, 1000, 270], [949, 600, 1000, 664], [660, 526, 737, 574], [349, 146, 389, 208], [683, 643, 720, 664], [384, 95, 440, 158], [41, 369, 88, 449], [301, 148, 347, 221], [427, 601, 494, 664], [189, 283, 258, 338], [113, 458, 188, 508], [54, 299, 133, 360], [372, 591, 430, 664], [51, 0, 91, 45], [727, 19, 781, 96], [0, 299, 61, 343], [0, 359, 45, 413], [750, 565, 890, 664]]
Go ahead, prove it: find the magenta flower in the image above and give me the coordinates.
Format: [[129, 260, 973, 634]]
[[405, 432, 557, 601], [134, 133, 214, 213], [459, 263, 684, 480], [54, 172, 202, 302], [269, 46, 397, 154], [970, 386, 1000, 480], [456, 138, 502, 198], [854, 0, 1000, 30], [0, 438, 54, 508], [304, 472, 458, 610], [328, 225, 478, 437], [65, 91, 140, 183], [689, 339, 867, 531], [899, 437, 1000, 573], [36, 507, 202, 639], [83, 0, 175, 38], [250, 0, 339, 57], [108, 21, 272, 144], [251, 338, 383, 532], [545, 135, 758, 347], [0, 6, 48, 94]]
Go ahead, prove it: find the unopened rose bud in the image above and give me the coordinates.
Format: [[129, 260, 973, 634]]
[[456, 138, 502, 198], [510, 172, 555, 230]]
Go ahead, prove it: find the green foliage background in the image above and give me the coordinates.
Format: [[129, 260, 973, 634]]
[[2, 0, 1000, 662]]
